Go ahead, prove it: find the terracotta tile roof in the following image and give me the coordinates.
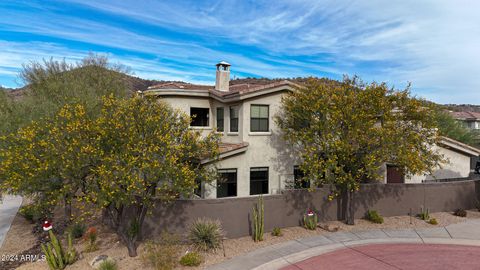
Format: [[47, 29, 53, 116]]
[[449, 111, 480, 120], [147, 81, 213, 90], [146, 79, 296, 98], [200, 142, 249, 164], [219, 142, 249, 154], [208, 80, 294, 98]]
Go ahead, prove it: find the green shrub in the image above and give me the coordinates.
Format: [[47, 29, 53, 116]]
[[252, 196, 264, 242], [41, 231, 77, 270], [19, 205, 35, 222], [69, 223, 86, 239], [142, 232, 180, 270], [19, 204, 51, 223], [454, 209, 467, 217], [418, 207, 430, 221], [189, 218, 224, 252], [179, 252, 203, 267], [303, 209, 318, 230], [98, 260, 117, 270], [428, 218, 438, 225], [365, 210, 384, 224], [271, 227, 282, 237]]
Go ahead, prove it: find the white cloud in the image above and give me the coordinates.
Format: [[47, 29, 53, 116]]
[[0, 0, 479, 103]]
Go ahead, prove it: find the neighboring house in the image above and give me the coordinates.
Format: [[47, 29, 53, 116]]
[[145, 62, 480, 198], [449, 111, 480, 130], [383, 136, 480, 183]]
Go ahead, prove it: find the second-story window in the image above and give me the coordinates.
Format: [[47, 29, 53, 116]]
[[190, 107, 209, 127], [250, 105, 269, 132], [216, 107, 224, 132], [230, 106, 239, 132]]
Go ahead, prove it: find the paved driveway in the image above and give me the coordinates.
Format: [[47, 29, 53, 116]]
[[0, 195, 23, 248]]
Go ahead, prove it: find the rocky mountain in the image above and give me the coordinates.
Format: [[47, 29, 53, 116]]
[[443, 104, 480, 113], [2, 70, 478, 110]]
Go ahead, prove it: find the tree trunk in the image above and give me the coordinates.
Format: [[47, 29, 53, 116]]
[[64, 196, 72, 222], [125, 238, 138, 257], [105, 204, 123, 230], [345, 190, 355, 225]]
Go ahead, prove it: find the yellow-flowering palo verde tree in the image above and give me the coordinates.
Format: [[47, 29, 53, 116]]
[[0, 103, 98, 220], [276, 77, 445, 225], [87, 96, 219, 257]]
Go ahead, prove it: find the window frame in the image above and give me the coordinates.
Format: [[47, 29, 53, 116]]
[[250, 104, 269, 132], [250, 167, 269, 195], [190, 107, 210, 127], [294, 165, 310, 189], [217, 168, 237, 198], [216, 107, 224, 132], [230, 106, 239, 132]]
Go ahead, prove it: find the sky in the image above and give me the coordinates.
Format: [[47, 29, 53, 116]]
[[0, 1, 479, 104]]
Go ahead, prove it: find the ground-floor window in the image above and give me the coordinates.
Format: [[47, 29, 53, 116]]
[[294, 166, 310, 189], [194, 178, 202, 197], [217, 169, 237, 198], [250, 167, 269, 195]]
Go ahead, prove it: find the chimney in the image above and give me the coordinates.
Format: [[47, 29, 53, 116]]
[[215, 61, 231, 92]]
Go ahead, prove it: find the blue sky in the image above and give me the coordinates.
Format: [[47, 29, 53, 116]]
[[0, 1, 479, 104]]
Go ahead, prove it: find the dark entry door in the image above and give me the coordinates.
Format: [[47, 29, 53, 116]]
[[387, 165, 404, 183]]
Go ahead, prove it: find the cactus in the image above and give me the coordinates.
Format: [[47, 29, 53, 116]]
[[42, 243, 59, 270], [41, 231, 77, 270], [65, 232, 77, 264], [419, 206, 430, 220], [303, 209, 318, 230], [252, 196, 264, 242]]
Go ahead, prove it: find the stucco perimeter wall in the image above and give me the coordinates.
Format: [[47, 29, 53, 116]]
[[143, 180, 480, 239]]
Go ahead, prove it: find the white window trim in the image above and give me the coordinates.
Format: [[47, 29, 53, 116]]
[[189, 106, 211, 128], [250, 104, 270, 133], [248, 131, 272, 136], [190, 126, 213, 130]]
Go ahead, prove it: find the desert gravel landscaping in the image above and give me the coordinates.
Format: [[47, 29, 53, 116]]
[[198, 210, 480, 269], [2, 209, 480, 269]]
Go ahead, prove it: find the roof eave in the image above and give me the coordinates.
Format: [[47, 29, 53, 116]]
[[200, 144, 249, 164], [439, 136, 480, 156], [144, 88, 210, 98]]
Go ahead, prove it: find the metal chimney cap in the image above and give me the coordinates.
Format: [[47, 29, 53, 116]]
[[216, 61, 231, 66]]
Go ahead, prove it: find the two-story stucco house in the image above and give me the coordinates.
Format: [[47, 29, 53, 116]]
[[145, 62, 480, 198]]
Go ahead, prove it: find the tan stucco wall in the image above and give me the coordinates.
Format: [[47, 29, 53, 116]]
[[160, 91, 300, 198]]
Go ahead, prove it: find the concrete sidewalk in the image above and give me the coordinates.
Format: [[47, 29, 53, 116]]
[[0, 195, 23, 249], [207, 219, 480, 270]]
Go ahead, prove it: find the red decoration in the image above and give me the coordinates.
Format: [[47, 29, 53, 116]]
[[43, 220, 53, 231], [307, 209, 315, 216]]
